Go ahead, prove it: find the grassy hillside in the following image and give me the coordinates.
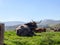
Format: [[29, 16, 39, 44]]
[[4, 30, 60, 45], [51, 24, 60, 28]]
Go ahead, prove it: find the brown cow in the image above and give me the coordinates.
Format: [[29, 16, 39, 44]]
[[34, 28, 46, 33]]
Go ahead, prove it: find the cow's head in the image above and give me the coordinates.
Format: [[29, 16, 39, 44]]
[[25, 21, 37, 30], [25, 20, 42, 30], [31, 21, 37, 28]]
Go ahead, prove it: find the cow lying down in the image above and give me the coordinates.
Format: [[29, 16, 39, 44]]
[[16, 25, 35, 36], [34, 28, 46, 33]]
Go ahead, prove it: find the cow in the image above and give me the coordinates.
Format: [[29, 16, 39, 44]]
[[34, 28, 46, 33], [16, 21, 37, 36]]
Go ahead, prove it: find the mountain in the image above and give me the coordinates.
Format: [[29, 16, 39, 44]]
[[4, 19, 60, 27], [4, 21, 25, 26], [3, 21, 25, 30], [40, 19, 60, 25], [37, 19, 60, 28], [3, 19, 60, 30]]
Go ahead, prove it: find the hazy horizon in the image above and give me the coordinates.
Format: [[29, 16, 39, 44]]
[[1, 18, 60, 22], [0, 0, 60, 22]]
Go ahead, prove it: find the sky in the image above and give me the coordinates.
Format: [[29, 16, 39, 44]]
[[0, 0, 60, 22]]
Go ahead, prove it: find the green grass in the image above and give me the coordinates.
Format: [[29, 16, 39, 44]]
[[4, 30, 60, 45]]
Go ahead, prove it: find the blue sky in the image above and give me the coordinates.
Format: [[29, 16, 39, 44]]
[[0, 0, 60, 22]]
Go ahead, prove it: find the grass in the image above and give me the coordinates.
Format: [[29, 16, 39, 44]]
[[4, 30, 60, 45]]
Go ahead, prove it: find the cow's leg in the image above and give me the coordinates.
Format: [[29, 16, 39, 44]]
[[16, 30, 20, 35]]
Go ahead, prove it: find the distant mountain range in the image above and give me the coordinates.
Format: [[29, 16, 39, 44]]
[[2, 19, 60, 30], [38, 19, 60, 26], [3, 21, 25, 30], [4, 21, 25, 26]]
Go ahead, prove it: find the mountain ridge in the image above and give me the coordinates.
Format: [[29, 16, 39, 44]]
[[3, 19, 60, 30]]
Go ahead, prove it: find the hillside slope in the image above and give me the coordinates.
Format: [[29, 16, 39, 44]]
[[50, 24, 60, 29]]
